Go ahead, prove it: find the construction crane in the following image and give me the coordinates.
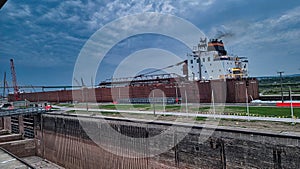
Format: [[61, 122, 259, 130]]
[[5, 81, 9, 95], [10, 59, 20, 101], [2, 72, 5, 98]]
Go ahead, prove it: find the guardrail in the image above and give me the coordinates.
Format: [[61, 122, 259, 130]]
[[0, 107, 47, 117]]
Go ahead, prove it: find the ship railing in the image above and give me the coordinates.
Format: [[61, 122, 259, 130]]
[[0, 107, 47, 117], [117, 97, 181, 104], [99, 73, 183, 87], [104, 73, 180, 83]]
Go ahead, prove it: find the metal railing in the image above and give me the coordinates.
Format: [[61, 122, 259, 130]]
[[0, 107, 46, 117]]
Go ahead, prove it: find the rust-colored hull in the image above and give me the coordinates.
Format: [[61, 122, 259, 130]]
[[9, 79, 259, 103]]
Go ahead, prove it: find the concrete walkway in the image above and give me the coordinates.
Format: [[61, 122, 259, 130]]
[[52, 105, 299, 123]]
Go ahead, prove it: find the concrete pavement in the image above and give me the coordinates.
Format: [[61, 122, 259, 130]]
[[52, 105, 299, 123]]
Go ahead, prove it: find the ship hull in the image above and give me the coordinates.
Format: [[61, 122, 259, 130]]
[[8, 79, 259, 103]]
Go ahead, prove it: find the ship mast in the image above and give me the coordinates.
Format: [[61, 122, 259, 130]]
[[193, 38, 207, 81]]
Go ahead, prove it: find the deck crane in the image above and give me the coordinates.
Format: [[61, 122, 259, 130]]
[[133, 60, 188, 78], [10, 59, 20, 101]]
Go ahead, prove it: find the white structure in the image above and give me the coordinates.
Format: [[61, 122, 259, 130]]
[[187, 38, 248, 81]]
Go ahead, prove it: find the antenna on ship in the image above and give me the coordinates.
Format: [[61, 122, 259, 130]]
[[198, 37, 207, 51]]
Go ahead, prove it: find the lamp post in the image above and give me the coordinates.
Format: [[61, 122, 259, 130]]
[[151, 87, 156, 116], [212, 90, 215, 119], [289, 86, 295, 125], [162, 91, 165, 112], [185, 89, 188, 113], [175, 85, 179, 104], [246, 87, 250, 121], [277, 71, 284, 103]]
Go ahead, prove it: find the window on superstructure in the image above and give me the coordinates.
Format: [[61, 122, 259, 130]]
[[208, 57, 210, 62], [197, 58, 200, 63], [233, 70, 240, 74], [202, 58, 205, 62], [190, 60, 193, 64]]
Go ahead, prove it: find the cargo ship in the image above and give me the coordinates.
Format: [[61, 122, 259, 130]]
[[8, 38, 259, 103]]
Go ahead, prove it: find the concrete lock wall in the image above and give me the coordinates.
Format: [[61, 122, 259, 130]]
[[36, 114, 300, 169], [0, 116, 36, 157]]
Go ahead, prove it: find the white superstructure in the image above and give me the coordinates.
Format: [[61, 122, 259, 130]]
[[187, 38, 248, 81]]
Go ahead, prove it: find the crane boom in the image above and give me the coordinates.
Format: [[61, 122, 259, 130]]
[[4, 81, 9, 94], [134, 60, 187, 78], [10, 59, 20, 100]]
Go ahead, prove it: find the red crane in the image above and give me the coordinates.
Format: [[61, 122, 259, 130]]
[[10, 59, 20, 101]]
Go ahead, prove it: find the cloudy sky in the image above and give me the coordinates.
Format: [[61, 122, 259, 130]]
[[1, 0, 300, 88]]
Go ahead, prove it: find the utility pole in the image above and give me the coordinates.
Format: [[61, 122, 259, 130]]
[[277, 71, 284, 103]]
